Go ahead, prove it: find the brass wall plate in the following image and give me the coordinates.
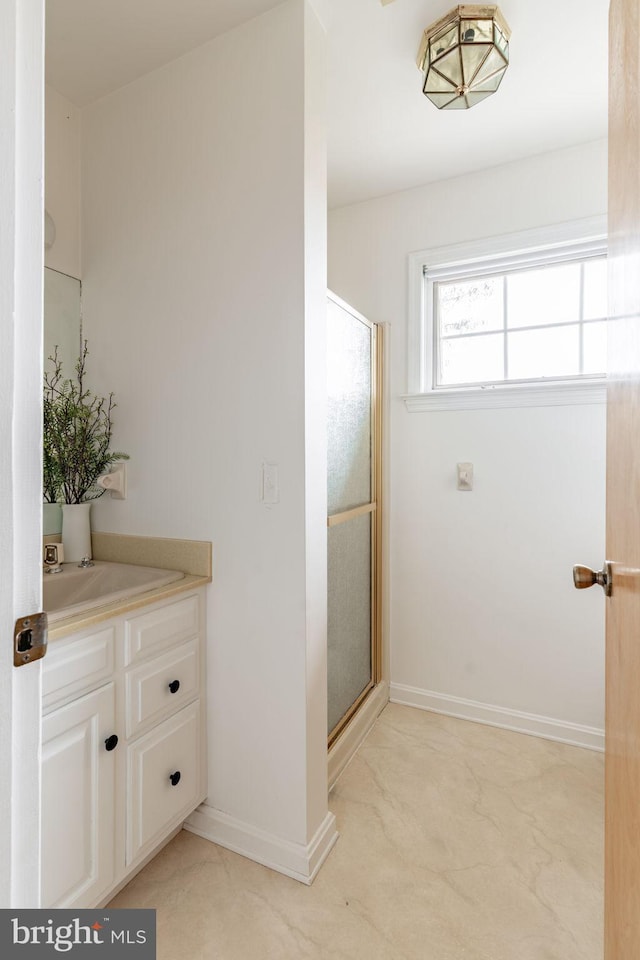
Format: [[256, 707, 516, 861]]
[[14, 612, 48, 666]]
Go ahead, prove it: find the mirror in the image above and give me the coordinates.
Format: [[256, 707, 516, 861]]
[[43, 267, 82, 534], [44, 266, 82, 374]]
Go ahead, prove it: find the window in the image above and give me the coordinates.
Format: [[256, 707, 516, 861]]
[[407, 219, 608, 411], [435, 256, 607, 387]]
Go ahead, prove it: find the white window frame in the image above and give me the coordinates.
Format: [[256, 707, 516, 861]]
[[405, 216, 608, 411]]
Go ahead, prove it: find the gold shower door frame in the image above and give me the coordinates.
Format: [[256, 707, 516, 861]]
[[327, 302, 383, 748]]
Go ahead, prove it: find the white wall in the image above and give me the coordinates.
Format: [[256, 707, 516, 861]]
[[45, 86, 80, 278], [81, 0, 335, 879], [329, 140, 608, 745]]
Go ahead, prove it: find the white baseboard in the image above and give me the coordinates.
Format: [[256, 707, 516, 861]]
[[184, 805, 338, 885], [328, 681, 389, 790], [390, 683, 604, 752]]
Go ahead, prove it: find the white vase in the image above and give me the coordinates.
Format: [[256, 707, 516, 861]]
[[61, 502, 92, 562], [43, 502, 62, 537]]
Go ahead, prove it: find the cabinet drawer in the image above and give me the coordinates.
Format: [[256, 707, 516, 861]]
[[124, 595, 199, 665], [43, 626, 116, 712], [126, 701, 201, 865], [125, 638, 199, 738]]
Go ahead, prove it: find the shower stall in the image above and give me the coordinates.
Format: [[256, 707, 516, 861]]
[[327, 292, 383, 746]]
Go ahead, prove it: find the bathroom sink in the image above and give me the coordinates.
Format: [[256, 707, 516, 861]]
[[43, 560, 184, 623]]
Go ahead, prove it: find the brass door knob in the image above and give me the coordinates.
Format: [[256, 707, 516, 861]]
[[573, 562, 612, 597]]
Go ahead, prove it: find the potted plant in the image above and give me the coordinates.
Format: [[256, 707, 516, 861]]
[[43, 341, 128, 561]]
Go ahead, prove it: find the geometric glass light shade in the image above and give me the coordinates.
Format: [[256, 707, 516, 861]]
[[417, 4, 511, 110]]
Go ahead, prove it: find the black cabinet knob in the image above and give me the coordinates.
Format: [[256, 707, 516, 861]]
[[105, 734, 118, 752], [168, 680, 180, 694], [169, 771, 181, 786]]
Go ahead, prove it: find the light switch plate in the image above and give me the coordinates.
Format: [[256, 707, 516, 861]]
[[262, 462, 279, 504], [457, 462, 473, 491]]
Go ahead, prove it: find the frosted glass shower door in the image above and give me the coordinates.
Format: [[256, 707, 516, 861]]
[[327, 293, 381, 744]]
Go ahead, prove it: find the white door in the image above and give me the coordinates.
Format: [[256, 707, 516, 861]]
[[0, 0, 45, 906]]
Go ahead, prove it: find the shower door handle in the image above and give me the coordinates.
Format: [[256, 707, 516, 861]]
[[573, 562, 612, 597]]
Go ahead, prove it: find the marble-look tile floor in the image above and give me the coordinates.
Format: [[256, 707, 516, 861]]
[[109, 703, 603, 959]]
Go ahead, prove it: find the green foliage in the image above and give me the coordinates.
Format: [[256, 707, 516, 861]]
[[43, 341, 128, 504]]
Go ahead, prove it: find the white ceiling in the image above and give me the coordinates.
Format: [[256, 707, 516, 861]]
[[45, 0, 609, 208]]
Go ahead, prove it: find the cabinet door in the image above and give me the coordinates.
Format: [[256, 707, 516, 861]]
[[41, 683, 116, 908], [127, 701, 200, 865]]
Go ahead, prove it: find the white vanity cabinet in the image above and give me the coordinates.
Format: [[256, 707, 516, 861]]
[[41, 588, 207, 909]]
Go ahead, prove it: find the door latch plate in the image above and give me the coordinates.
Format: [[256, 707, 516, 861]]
[[14, 612, 48, 666]]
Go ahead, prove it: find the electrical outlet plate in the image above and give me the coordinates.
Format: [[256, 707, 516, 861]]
[[101, 462, 127, 500]]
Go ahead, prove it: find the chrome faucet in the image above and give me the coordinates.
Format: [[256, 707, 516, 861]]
[[78, 556, 95, 568]]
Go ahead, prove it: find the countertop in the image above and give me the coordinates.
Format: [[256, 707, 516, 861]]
[[46, 532, 212, 642], [48, 573, 210, 642]]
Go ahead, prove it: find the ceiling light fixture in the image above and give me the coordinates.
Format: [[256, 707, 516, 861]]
[[417, 4, 511, 110]]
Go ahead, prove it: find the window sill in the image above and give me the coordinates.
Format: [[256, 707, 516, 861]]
[[402, 379, 607, 412]]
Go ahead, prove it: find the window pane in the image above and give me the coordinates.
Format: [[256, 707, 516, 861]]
[[507, 325, 579, 380], [437, 276, 503, 337], [439, 332, 504, 385], [507, 263, 580, 328], [584, 259, 608, 320], [583, 321, 607, 375]]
